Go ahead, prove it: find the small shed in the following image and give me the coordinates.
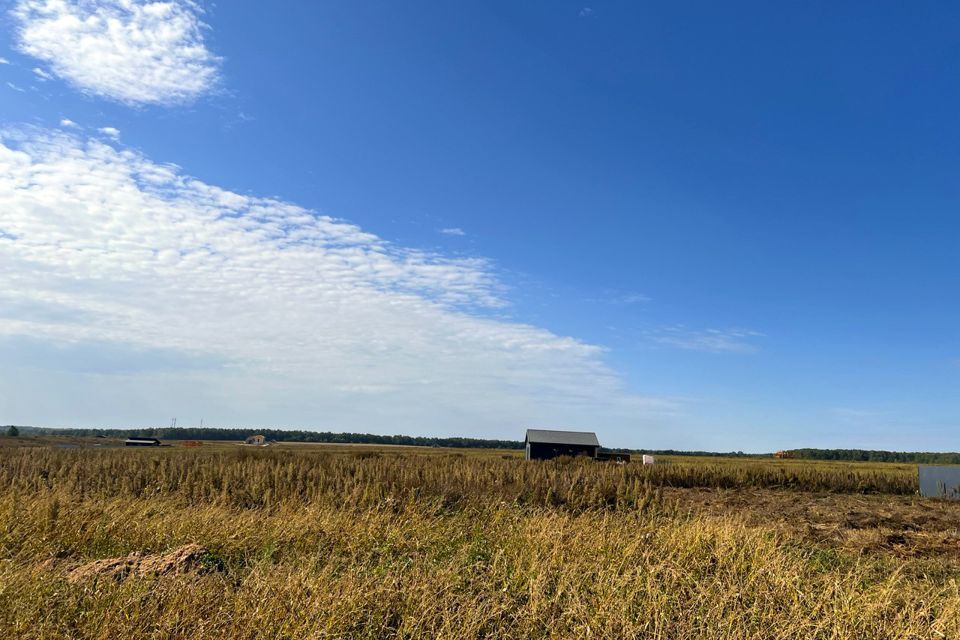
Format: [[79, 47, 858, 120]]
[[244, 434, 266, 446], [125, 437, 161, 447], [524, 429, 600, 461]]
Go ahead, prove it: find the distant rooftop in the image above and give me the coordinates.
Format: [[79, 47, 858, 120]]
[[524, 429, 600, 447]]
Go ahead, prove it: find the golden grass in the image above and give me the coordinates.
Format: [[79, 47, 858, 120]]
[[0, 445, 956, 639]]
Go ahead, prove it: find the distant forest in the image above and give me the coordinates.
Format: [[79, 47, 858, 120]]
[[8, 427, 960, 463], [782, 448, 960, 464], [13, 427, 760, 456], [17, 426, 524, 450]]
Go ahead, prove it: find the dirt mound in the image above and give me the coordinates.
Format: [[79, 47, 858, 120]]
[[66, 543, 210, 584]]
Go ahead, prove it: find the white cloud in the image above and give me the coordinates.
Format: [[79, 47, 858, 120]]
[[6, 82, 26, 92], [648, 326, 763, 354], [12, 0, 221, 106], [32, 66, 52, 80], [59, 118, 78, 128], [440, 227, 466, 237], [0, 128, 675, 436], [97, 126, 120, 139], [0, 57, 10, 65]]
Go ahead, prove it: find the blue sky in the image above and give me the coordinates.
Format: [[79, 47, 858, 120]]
[[0, 1, 958, 451]]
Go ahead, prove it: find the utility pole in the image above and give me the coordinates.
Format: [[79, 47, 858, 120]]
[[171, 418, 177, 428]]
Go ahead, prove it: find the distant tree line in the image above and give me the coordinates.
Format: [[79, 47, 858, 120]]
[[784, 448, 960, 464], [640, 449, 758, 458], [18, 426, 525, 450], [16, 427, 764, 455], [13, 427, 960, 462]]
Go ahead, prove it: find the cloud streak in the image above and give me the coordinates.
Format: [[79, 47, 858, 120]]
[[0, 127, 673, 434], [648, 326, 763, 354], [12, 0, 221, 106]]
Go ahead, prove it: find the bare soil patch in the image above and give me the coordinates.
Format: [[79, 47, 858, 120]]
[[65, 543, 210, 584], [666, 487, 960, 560]]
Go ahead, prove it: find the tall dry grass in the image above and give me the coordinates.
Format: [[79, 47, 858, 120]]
[[0, 447, 917, 512], [0, 446, 954, 639]]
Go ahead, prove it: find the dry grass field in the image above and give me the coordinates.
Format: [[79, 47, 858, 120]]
[[1, 438, 959, 639]]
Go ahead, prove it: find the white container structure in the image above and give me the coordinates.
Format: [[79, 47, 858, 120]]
[[919, 465, 960, 499]]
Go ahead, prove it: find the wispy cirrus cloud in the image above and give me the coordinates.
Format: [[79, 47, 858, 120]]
[[648, 326, 764, 354], [12, 0, 221, 106], [0, 57, 10, 65], [0, 127, 675, 433], [440, 227, 466, 237]]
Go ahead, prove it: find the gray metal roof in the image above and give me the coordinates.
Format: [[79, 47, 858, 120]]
[[525, 429, 600, 447]]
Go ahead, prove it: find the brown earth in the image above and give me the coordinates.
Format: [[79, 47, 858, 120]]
[[65, 543, 210, 584], [666, 487, 960, 561]]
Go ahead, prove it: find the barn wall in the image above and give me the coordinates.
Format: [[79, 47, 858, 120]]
[[527, 442, 597, 460]]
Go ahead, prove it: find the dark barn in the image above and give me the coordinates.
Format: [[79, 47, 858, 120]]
[[524, 429, 600, 461]]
